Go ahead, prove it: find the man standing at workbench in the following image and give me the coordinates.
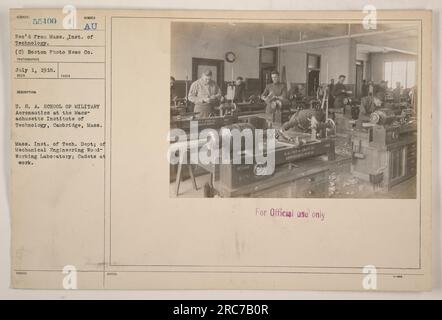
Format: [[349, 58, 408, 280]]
[[188, 70, 222, 118]]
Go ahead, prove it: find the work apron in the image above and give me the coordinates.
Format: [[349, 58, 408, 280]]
[[194, 103, 214, 118], [333, 95, 345, 109]]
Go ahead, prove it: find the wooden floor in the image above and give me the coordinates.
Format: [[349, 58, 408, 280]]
[[170, 172, 416, 199]]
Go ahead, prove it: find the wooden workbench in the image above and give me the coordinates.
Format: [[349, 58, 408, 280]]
[[206, 154, 351, 198]]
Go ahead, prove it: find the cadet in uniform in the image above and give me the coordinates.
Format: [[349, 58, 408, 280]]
[[280, 108, 326, 133], [261, 71, 288, 114]]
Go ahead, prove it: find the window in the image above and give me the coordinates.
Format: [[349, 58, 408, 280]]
[[406, 61, 416, 88], [384, 60, 416, 88], [307, 54, 320, 69], [261, 48, 276, 64]]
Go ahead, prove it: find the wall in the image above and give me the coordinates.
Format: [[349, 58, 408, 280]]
[[171, 24, 259, 81], [279, 38, 354, 87], [171, 24, 357, 89], [171, 25, 418, 94]]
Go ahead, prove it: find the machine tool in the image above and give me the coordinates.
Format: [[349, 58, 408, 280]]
[[350, 108, 417, 190], [170, 112, 239, 187], [197, 120, 343, 198]]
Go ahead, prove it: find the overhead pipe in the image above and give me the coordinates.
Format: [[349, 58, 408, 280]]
[[256, 26, 417, 53]]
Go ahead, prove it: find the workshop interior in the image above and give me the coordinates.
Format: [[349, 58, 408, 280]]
[[169, 21, 418, 199]]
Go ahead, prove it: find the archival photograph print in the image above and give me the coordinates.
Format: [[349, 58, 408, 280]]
[[8, 8, 432, 292], [169, 21, 419, 199]]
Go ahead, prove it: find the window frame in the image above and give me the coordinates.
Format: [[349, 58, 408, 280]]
[[383, 59, 416, 89]]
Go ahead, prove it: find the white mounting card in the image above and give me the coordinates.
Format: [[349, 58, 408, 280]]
[[10, 8, 432, 291]]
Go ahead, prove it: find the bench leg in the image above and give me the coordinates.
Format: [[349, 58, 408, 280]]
[[188, 165, 198, 190], [175, 162, 182, 196]]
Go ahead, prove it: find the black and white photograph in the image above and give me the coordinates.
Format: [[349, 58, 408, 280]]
[[169, 21, 419, 199]]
